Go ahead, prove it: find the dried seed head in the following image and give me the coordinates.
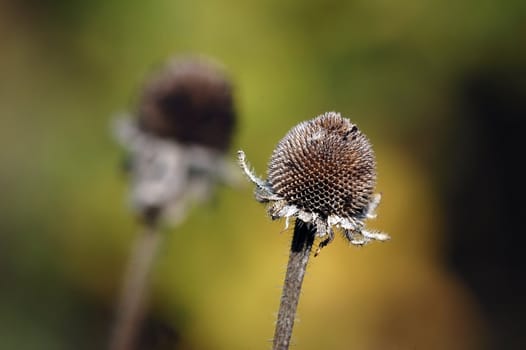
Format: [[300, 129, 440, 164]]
[[268, 111, 376, 219], [238, 111, 389, 251], [138, 55, 236, 152], [113, 55, 241, 226]]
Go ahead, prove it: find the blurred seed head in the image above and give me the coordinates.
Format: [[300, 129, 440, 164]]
[[113, 55, 240, 225], [138, 56, 236, 152], [239, 112, 389, 251]]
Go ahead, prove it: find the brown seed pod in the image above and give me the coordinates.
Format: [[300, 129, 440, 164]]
[[138, 56, 236, 152], [113, 55, 240, 226], [238, 111, 388, 250], [268, 111, 376, 219]]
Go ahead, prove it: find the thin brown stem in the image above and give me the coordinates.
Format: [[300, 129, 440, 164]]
[[273, 220, 316, 350], [109, 220, 162, 350]]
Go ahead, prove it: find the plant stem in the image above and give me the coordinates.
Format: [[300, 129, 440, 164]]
[[273, 220, 316, 350], [109, 219, 162, 350]]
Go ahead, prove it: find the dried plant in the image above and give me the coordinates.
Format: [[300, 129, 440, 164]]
[[110, 55, 238, 350], [239, 111, 389, 349]]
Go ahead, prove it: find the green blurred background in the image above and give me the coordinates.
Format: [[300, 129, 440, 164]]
[[1, 0, 525, 349]]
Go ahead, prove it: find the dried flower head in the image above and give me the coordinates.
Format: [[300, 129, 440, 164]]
[[138, 56, 236, 151], [114, 55, 239, 225], [239, 111, 389, 252]]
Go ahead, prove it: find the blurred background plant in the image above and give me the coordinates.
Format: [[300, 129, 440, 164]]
[[109, 54, 238, 350], [0, 0, 525, 349]]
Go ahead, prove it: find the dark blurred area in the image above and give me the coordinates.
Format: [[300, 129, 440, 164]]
[[441, 66, 526, 349], [1, 0, 525, 349]]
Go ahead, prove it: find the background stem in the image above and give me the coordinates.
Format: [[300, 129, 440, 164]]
[[109, 220, 162, 350], [273, 220, 316, 350]]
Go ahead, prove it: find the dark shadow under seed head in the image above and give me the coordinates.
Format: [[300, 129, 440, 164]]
[[137, 56, 237, 152], [268, 111, 376, 219]]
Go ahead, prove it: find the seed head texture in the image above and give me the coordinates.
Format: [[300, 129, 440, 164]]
[[268, 112, 376, 219]]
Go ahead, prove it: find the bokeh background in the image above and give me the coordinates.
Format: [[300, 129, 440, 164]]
[[1, 0, 525, 349]]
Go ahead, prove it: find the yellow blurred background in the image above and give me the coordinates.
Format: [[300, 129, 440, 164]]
[[1, 0, 525, 349]]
